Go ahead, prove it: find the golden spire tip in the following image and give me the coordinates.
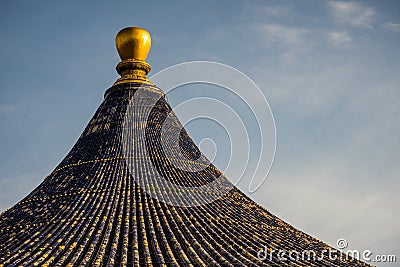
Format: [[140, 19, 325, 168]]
[[114, 26, 153, 86], [116, 27, 151, 61]]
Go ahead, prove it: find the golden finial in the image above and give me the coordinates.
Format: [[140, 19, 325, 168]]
[[114, 27, 153, 85]]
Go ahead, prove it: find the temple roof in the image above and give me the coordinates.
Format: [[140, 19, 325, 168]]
[[0, 27, 369, 266]]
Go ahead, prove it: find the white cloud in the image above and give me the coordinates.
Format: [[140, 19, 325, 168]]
[[0, 104, 16, 114], [257, 24, 308, 44], [260, 160, 400, 259], [259, 5, 291, 17], [384, 22, 400, 31], [328, 31, 352, 47], [328, 1, 376, 28], [242, 3, 292, 20]]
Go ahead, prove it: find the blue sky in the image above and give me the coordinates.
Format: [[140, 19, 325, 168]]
[[1, 0, 399, 264]]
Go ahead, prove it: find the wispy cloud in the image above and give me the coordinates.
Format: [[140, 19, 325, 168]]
[[328, 1, 376, 28], [0, 104, 16, 114], [242, 3, 292, 21], [384, 22, 400, 31], [258, 5, 291, 18], [257, 24, 308, 44], [328, 31, 352, 47], [262, 159, 400, 256]]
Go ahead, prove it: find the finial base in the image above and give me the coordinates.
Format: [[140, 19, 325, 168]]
[[114, 59, 153, 86]]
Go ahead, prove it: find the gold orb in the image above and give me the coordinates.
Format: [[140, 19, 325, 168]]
[[115, 27, 151, 61]]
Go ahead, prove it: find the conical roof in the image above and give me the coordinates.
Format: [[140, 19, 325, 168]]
[[0, 27, 368, 266]]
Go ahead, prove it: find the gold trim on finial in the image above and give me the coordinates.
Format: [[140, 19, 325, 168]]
[[114, 27, 153, 85]]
